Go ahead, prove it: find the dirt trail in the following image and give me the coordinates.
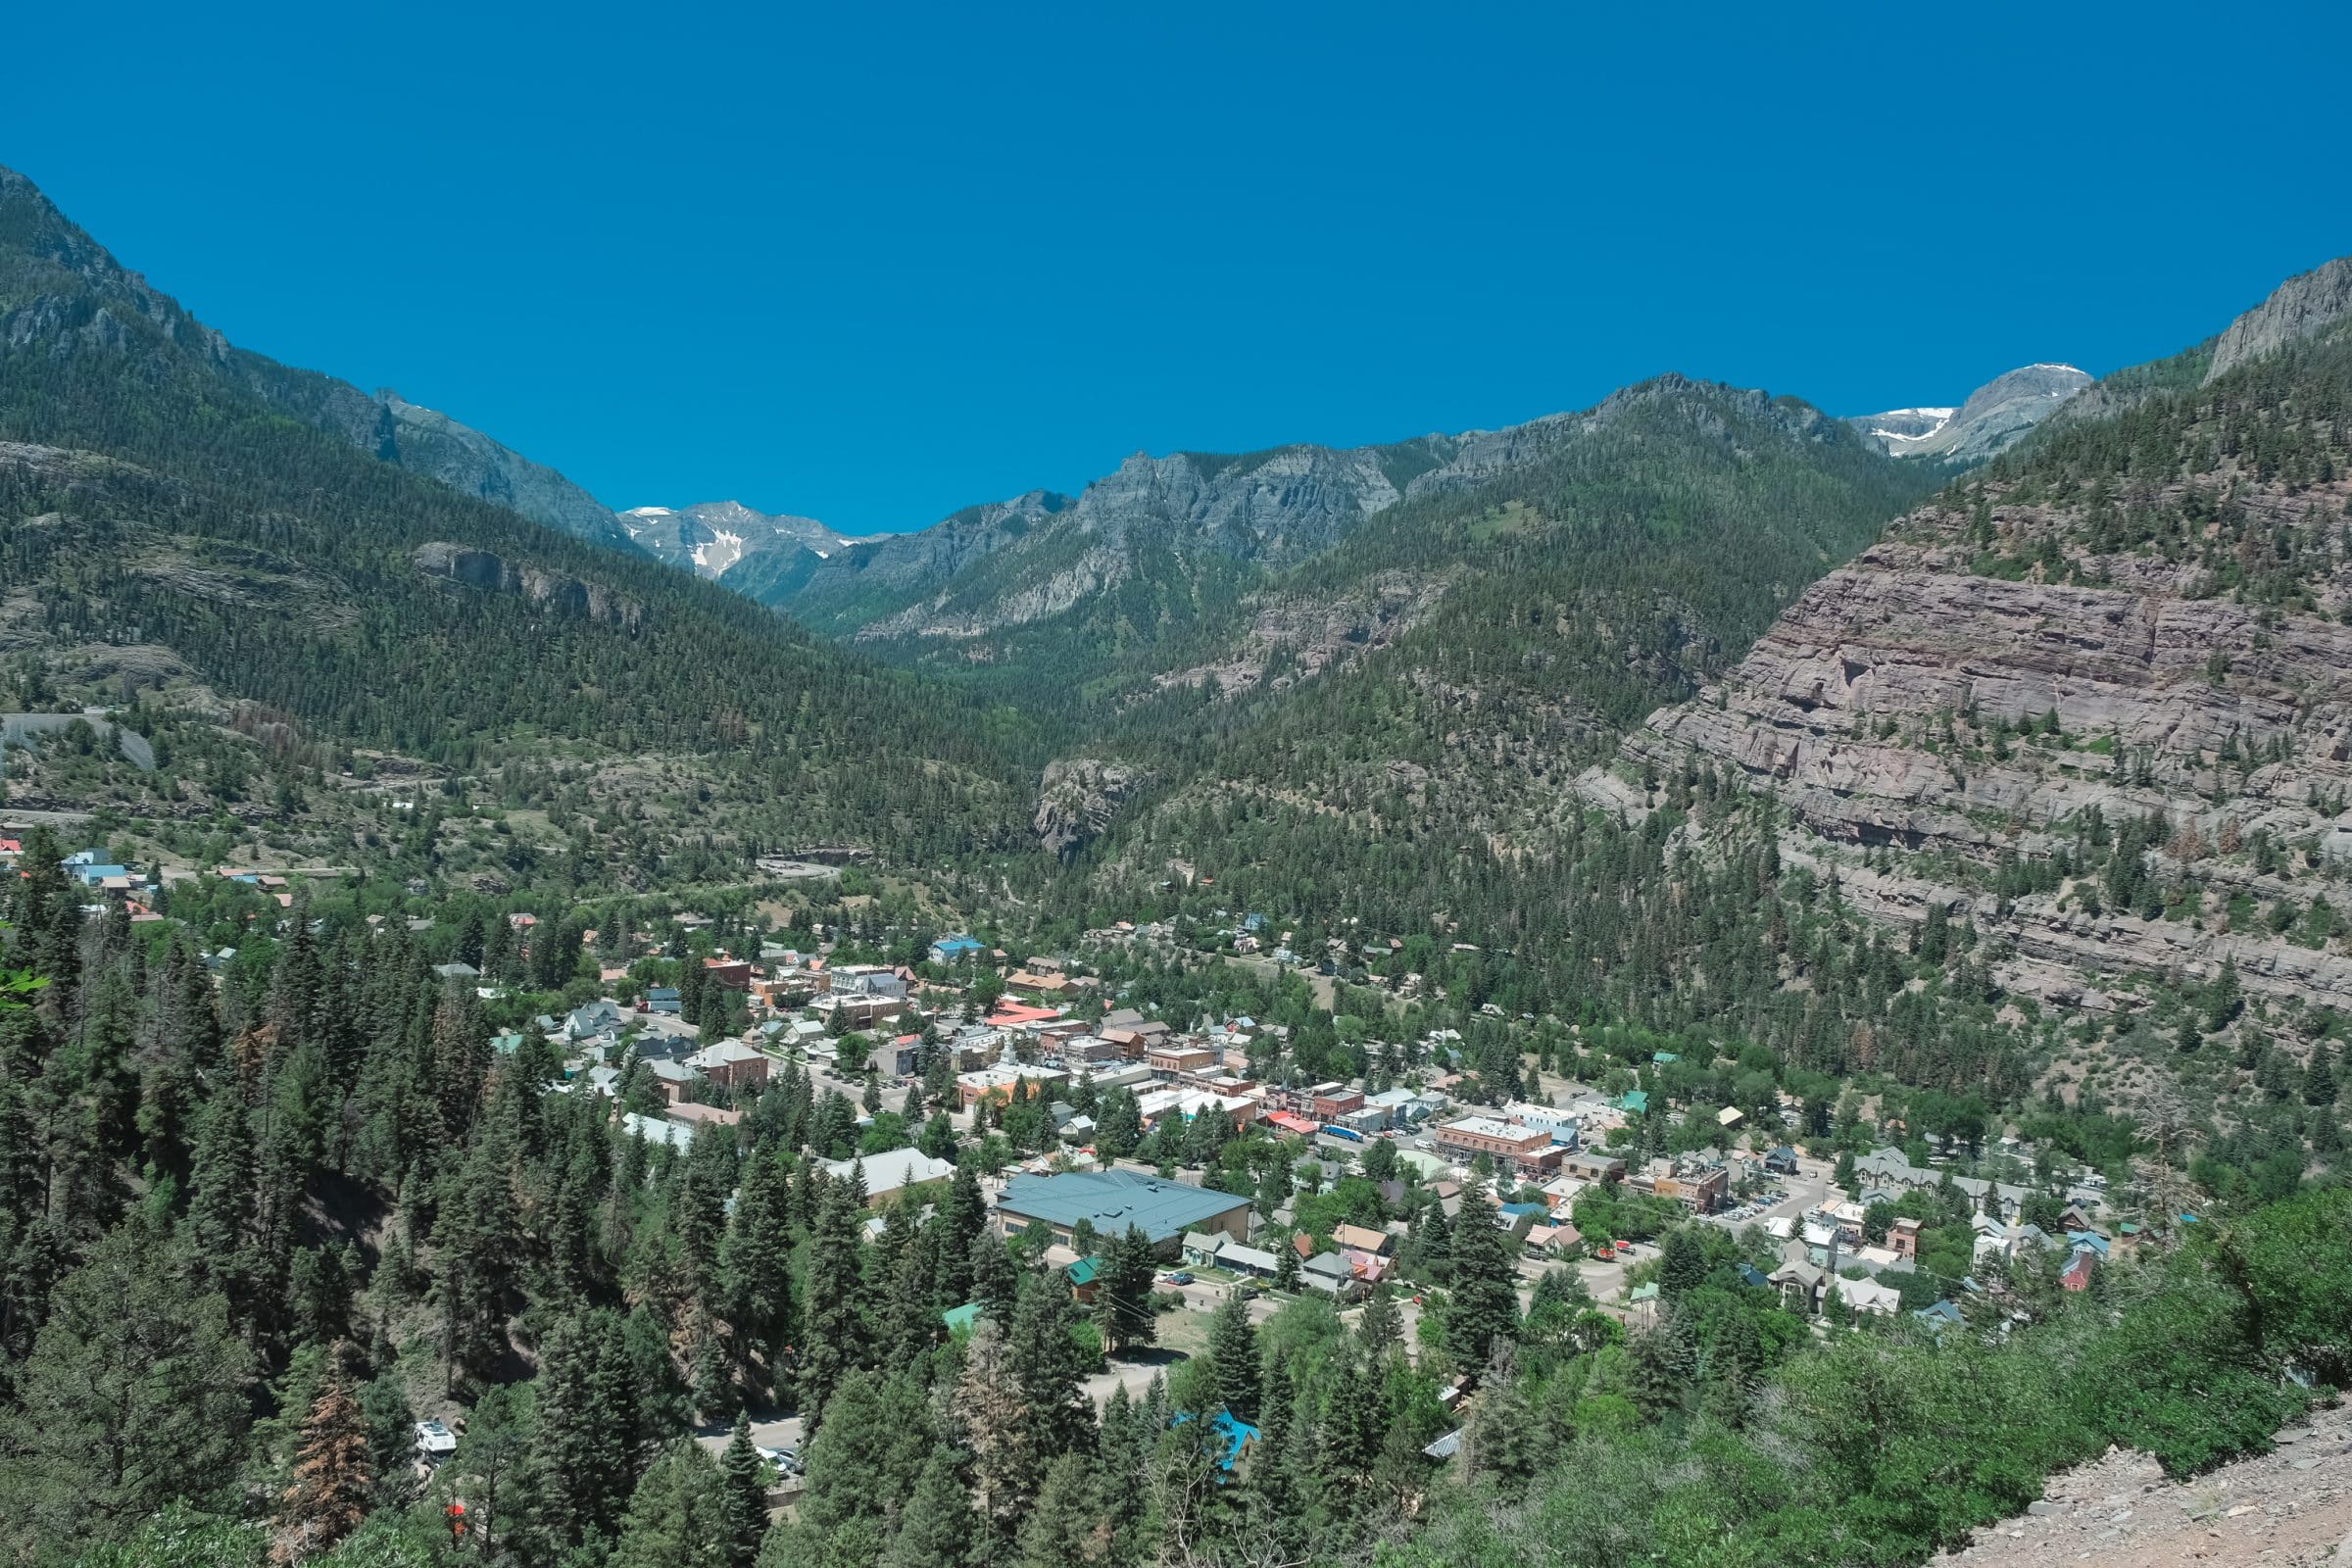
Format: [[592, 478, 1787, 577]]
[[1933, 1401, 2352, 1568]]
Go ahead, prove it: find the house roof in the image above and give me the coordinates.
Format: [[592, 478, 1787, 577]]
[[822, 1147, 956, 1197], [1064, 1256, 1102, 1286], [942, 1301, 983, 1333], [997, 1169, 1250, 1245]]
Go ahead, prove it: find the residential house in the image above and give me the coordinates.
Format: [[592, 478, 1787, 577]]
[[1769, 1259, 1827, 1315], [1299, 1251, 1362, 1300], [647, 1059, 699, 1103], [928, 934, 985, 964], [566, 1005, 625, 1044], [1839, 1276, 1903, 1317], [686, 1041, 770, 1092], [829, 964, 907, 1000], [822, 1147, 956, 1208]]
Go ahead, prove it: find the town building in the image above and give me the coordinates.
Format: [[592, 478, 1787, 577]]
[[994, 1169, 1253, 1256]]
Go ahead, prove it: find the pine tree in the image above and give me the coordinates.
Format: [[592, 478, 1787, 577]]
[[1443, 1182, 1519, 1372], [1007, 1272, 1096, 1477], [933, 1165, 986, 1306], [1205, 1289, 1259, 1422], [956, 1321, 1029, 1536], [1097, 1224, 1158, 1356], [276, 1348, 372, 1561], [611, 1440, 730, 1568], [1, 1216, 253, 1545], [1461, 1345, 1537, 1490], [2305, 1041, 2338, 1107], [720, 1151, 795, 1402], [1358, 1281, 1403, 1359], [526, 1308, 639, 1556], [885, 1451, 977, 1568], [717, 1414, 770, 1568], [1014, 1450, 1106, 1568], [798, 1168, 867, 1433], [1659, 1226, 1708, 1296]]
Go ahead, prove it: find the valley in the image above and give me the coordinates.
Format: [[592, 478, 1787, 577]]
[[1, 146, 2349, 1568]]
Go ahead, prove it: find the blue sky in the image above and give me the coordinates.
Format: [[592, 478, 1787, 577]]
[[7, 2, 2349, 533]]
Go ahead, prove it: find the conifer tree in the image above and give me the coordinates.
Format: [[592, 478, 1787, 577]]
[[1443, 1181, 1519, 1371], [956, 1321, 1029, 1536], [798, 1167, 867, 1433], [276, 1348, 372, 1561], [611, 1440, 730, 1568], [717, 1413, 770, 1568], [1014, 1450, 1106, 1568], [1205, 1289, 1259, 1422], [1357, 1281, 1402, 1359], [1098, 1224, 1159, 1355], [885, 1451, 977, 1568]]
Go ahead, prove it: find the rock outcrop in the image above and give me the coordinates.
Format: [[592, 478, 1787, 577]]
[[1850, 364, 2092, 463], [2207, 255, 2352, 383], [1587, 358, 2352, 1017], [1033, 758, 1152, 859], [414, 542, 644, 627]]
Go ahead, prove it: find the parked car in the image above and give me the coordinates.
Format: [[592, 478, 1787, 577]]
[[1161, 1270, 1195, 1286], [759, 1445, 802, 1476]]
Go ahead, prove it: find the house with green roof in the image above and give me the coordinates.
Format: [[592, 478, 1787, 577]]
[[996, 1169, 1252, 1258], [1618, 1089, 1649, 1114]]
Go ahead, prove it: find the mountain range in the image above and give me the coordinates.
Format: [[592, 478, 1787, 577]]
[[0, 163, 1027, 864], [1847, 362, 2093, 463]]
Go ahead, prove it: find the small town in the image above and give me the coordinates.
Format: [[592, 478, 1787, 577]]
[[6, 44, 2351, 1568], [8, 835, 2177, 1519]]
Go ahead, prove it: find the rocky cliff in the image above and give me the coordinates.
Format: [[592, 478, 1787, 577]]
[[414, 541, 646, 627], [1588, 285, 2352, 1034], [1032, 757, 1152, 858], [2206, 255, 2352, 383]]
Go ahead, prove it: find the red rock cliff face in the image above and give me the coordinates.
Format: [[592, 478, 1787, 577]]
[[1583, 471, 2352, 1016]]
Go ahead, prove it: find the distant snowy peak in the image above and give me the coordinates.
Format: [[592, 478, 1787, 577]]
[[618, 500, 850, 581], [1848, 364, 2089, 464], [1861, 407, 1958, 448]]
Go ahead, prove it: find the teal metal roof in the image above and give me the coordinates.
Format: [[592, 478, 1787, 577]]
[[1619, 1090, 1649, 1113], [997, 1170, 1251, 1246]]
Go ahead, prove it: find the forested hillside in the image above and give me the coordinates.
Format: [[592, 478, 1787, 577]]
[[0, 168, 1031, 862], [1578, 255, 2352, 1185]]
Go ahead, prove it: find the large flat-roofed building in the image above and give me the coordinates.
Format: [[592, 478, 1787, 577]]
[[1436, 1115, 1550, 1161], [994, 1169, 1252, 1256], [956, 1063, 1068, 1109]]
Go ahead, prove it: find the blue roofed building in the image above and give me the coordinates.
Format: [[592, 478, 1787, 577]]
[[995, 1169, 1253, 1257], [929, 934, 985, 964], [1171, 1408, 1261, 1472]]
